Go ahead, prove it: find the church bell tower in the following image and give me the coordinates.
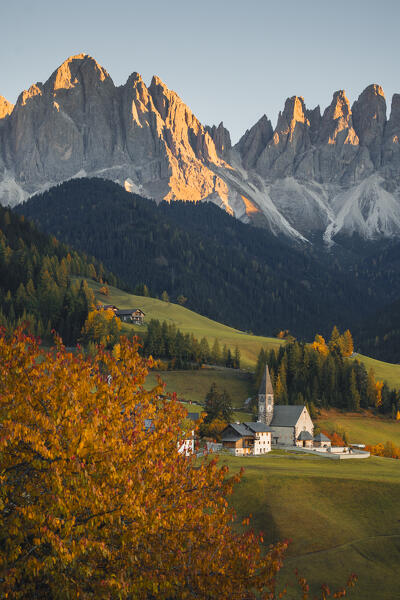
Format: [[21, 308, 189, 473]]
[[258, 364, 274, 425]]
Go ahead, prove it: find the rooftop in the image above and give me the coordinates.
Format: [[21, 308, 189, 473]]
[[270, 405, 305, 427]]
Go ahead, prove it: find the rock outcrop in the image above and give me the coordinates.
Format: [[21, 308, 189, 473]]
[[352, 84, 386, 169], [236, 115, 273, 169], [1, 54, 400, 244], [0, 96, 14, 120]]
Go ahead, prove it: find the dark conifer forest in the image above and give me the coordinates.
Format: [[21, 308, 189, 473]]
[[0, 205, 117, 344], [255, 333, 399, 417], [16, 177, 400, 354]]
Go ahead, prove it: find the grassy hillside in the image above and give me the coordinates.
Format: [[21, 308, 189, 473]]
[[355, 353, 400, 389], [84, 279, 400, 388], [145, 368, 254, 421], [317, 410, 400, 446], [223, 452, 400, 599], [84, 279, 283, 369]]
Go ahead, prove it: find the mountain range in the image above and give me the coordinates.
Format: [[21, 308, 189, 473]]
[[1, 54, 400, 244]]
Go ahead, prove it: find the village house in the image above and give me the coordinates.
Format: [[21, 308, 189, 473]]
[[115, 308, 145, 325], [178, 412, 199, 456], [313, 432, 331, 448], [98, 304, 119, 312], [258, 365, 314, 447], [221, 422, 272, 455]]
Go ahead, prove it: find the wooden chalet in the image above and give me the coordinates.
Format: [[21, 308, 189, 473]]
[[115, 308, 145, 324], [97, 304, 119, 312], [221, 422, 272, 456]]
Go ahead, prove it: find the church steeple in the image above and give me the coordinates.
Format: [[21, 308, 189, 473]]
[[258, 364, 274, 425]]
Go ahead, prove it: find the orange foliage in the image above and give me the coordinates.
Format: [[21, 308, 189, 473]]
[[99, 285, 109, 296], [321, 429, 346, 447], [375, 380, 384, 407], [365, 441, 400, 459], [0, 329, 357, 599], [277, 330, 290, 339], [1, 328, 292, 599], [312, 334, 329, 356]]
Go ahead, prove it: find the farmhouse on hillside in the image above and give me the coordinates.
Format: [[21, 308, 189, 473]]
[[115, 308, 145, 324], [258, 365, 314, 446], [221, 422, 272, 455], [98, 304, 119, 312]]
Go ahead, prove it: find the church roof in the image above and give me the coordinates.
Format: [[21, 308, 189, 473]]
[[221, 422, 273, 441], [259, 365, 274, 396], [244, 422, 273, 433], [297, 430, 313, 441], [270, 405, 306, 427], [314, 433, 331, 442]]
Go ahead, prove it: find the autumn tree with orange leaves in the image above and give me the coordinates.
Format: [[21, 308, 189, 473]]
[[0, 329, 356, 599]]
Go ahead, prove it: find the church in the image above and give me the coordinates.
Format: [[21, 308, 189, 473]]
[[258, 364, 314, 447], [221, 365, 314, 455]]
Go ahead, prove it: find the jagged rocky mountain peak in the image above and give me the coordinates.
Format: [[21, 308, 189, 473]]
[[388, 93, 400, 124], [235, 114, 274, 169], [16, 83, 44, 107], [1, 55, 400, 245], [0, 96, 14, 118], [318, 89, 358, 146], [352, 84, 387, 167], [277, 95, 309, 131], [205, 122, 232, 156], [47, 53, 113, 92]]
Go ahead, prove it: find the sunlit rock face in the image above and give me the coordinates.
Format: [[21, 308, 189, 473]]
[[0, 54, 229, 208], [205, 122, 232, 159], [1, 54, 400, 244], [232, 84, 400, 242], [0, 96, 14, 119]]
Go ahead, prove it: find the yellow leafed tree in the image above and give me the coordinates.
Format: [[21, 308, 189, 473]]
[[312, 334, 329, 356], [80, 308, 121, 348], [0, 329, 288, 599], [0, 329, 357, 599]]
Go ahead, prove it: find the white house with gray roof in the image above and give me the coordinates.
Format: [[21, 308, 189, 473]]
[[221, 422, 272, 455], [258, 366, 314, 447]]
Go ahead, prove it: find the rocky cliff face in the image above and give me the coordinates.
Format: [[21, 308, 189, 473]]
[[1, 54, 400, 244]]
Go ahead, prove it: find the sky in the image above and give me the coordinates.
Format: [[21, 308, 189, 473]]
[[1, 0, 399, 142]]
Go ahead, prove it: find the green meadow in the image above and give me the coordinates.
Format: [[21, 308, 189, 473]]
[[145, 368, 254, 420], [85, 279, 282, 369], [85, 279, 400, 389], [222, 452, 400, 600], [355, 353, 400, 390], [85, 278, 400, 597], [317, 411, 400, 446]]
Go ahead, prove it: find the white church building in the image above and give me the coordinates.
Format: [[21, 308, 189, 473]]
[[258, 364, 314, 447], [221, 365, 314, 455]]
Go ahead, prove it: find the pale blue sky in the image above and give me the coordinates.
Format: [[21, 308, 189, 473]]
[[1, 0, 399, 142]]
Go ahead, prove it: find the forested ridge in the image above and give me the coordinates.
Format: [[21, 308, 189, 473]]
[[16, 177, 400, 345], [0, 205, 118, 344], [255, 328, 399, 417]]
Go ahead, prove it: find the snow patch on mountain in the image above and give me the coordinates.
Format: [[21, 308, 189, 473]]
[[324, 175, 400, 242]]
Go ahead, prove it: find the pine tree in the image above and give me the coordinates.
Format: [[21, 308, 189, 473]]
[[233, 346, 241, 369], [342, 330, 354, 357], [211, 338, 221, 365], [348, 370, 361, 411]]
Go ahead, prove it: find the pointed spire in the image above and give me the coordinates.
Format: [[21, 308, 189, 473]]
[[259, 364, 274, 396]]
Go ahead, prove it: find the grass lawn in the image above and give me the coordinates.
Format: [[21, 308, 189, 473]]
[[220, 452, 400, 599], [316, 410, 400, 446]]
